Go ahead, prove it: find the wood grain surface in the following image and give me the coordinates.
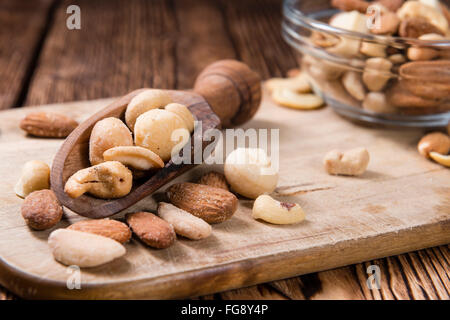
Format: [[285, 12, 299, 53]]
[[0, 0, 448, 300], [0, 92, 449, 299]]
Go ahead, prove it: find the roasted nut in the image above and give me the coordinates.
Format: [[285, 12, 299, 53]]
[[429, 152, 450, 167], [367, 7, 400, 35], [127, 211, 176, 249], [271, 87, 324, 110], [89, 117, 133, 166], [224, 148, 278, 199], [323, 147, 370, 176], [48, 229, 126, 267], [265, 73, 311, 94], [125, 89, 171, 131], [64, 161, 132, 199], [331, 0, 369, 13], [362, 92, 396, 113], [103, 146, 164, 171], [386, 81, 442, 108], [165, 103, 195, 133], [158, 202, 212, 240], [134, 109, 189, 162], [342, 71, 366, 101], [20, 112, 78, 138], [166, 182, 238, 224], [360, 41, 387, 57], [328, 11, 368, 56], [21, 190, 62, 230], [417, 132, 450, 158], [397, 1, 448, 34], [398, 16, 445, 38], [15, 160, 50, 198], [362, 57, 393, 92], [197, 171, 229, 191], [388, 54, 406, 64], [68, 219, 132, 244], [252, 195, 306, 225]]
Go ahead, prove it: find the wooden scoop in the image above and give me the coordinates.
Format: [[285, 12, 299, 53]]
[[50, 60, 261, 218]]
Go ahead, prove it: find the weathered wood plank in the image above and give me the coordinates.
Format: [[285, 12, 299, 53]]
[[0, 0, 54, 109]]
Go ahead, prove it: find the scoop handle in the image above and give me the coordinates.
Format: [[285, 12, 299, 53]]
[[193, 59, 262, 128]]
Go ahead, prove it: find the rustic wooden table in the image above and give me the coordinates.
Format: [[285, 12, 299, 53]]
[[0, 0, 448, 300]]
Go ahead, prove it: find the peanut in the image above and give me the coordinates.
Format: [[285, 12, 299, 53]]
[[252, 195, 306, 225], [224, 148, 278, 199], [64, 161, 132, 199], [323, 147, 370, 176], [14, 160, 50, 198]]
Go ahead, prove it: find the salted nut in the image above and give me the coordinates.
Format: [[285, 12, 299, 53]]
[[417, 132, 450, 158], [271, 87, 324, 110], [64, 161, 132, 199], [89, 117, 133, 166], [158, 202, 212, 240], [125, 89, 171, 132], [134, 109, 189, 162], [224, 148, 278, 199], [362, 58, 393, 92], [164, 103, 195, 133], [323, 147, 370, 176], [252, 195, 305, 225], [265, 73, 311, 94], [103, 146, 164, 171], [15, 160, 50, 198]]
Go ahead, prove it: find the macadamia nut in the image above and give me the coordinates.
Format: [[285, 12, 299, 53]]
[[134, 109, 190, 162], [165, 103, 195, 133], [252, 195, 305, 225], [14, 160, 50, 198], [125, 89, 171, 131], [323, 147, 370, 176], [64, 161, 132, 199], [224, 148, 278, 199], [89, 117, 133, 166]]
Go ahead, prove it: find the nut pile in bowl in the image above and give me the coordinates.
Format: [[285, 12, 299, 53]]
[[282, 0, 450, 127]]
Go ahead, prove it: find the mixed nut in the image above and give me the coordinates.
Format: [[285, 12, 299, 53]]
[[299, 0, 450, 116]]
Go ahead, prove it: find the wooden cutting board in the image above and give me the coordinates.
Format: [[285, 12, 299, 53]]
[[0, 92, 449, 299]]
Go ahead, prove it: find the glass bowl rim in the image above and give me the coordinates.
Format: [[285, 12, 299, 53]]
[[283, 0, 450, 47]]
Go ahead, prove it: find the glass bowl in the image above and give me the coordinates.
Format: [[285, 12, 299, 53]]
[[282, 0, 450, 128]]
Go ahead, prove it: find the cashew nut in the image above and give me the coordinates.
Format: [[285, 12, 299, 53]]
[[417, 132, 450, 158], [429, 152, 450, 167], [265, 73, 311, 94], [362, 57, 393, 92], [103, 146, 164, 171], [89, 117, 133, 166], [252, 195, 305, 225], [125, 89, 171, 131], [64, 161, 132, 199], [224, 148, 278, 199], [342, 71, 366, 101], [323, 147, 370, 176], [15, 160, 50, 198], [271, 87, 324, 110]]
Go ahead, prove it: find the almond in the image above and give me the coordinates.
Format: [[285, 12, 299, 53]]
[[126, 212, 176, 249], [48, 229, 126, 267], [21, 190, 63, 230], [68, 219, 131, 244], [166, 182, 238, 224], [197, 171, 229, 191], [20, 112, 78, 138]]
